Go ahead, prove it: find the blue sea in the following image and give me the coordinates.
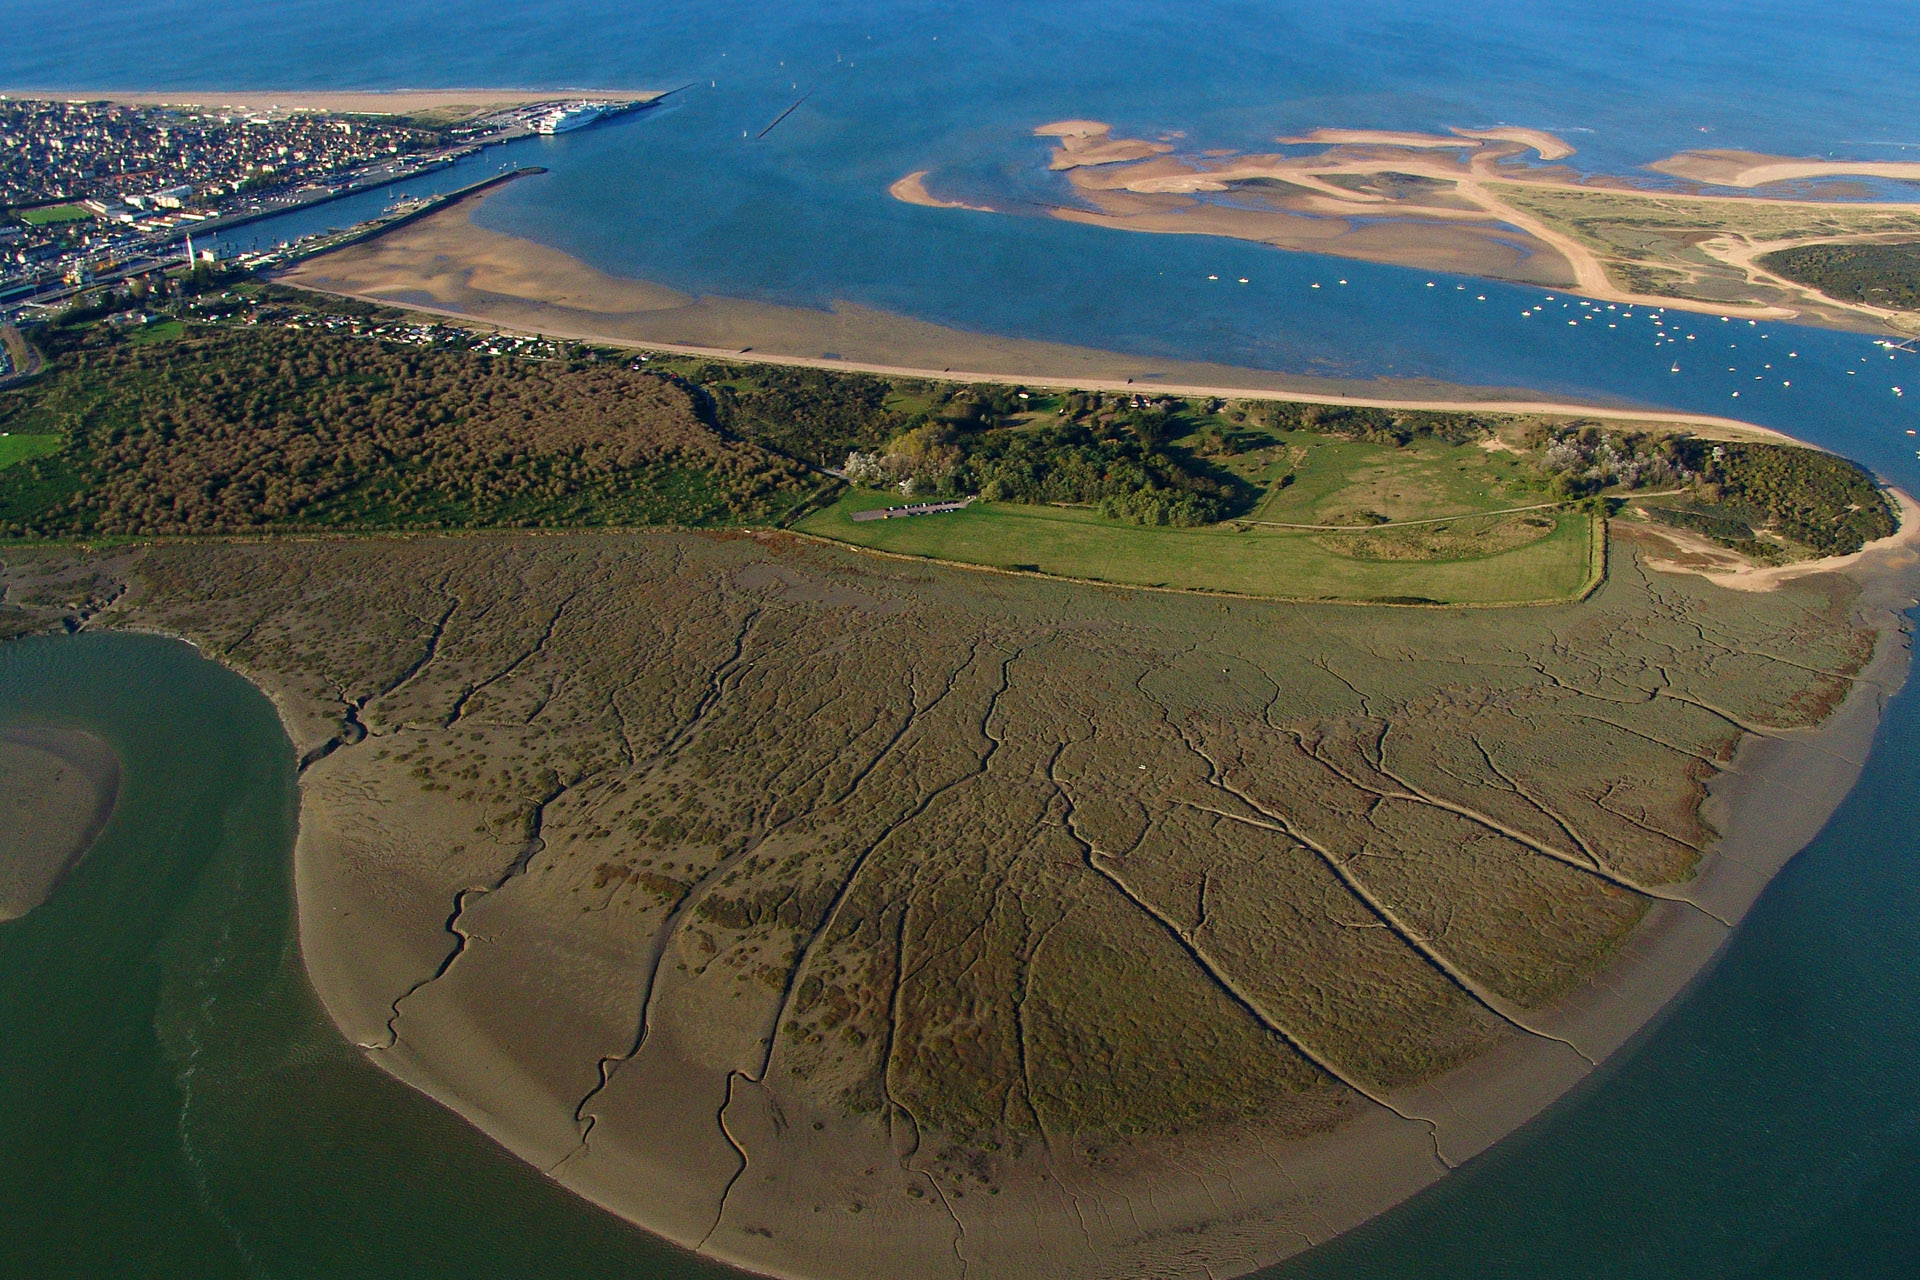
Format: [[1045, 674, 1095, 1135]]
[[13, 1, 1920, 469], [6, 4, 1920, 1276]]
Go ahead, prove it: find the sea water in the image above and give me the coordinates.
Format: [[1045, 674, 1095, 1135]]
[[7, 0, 1920, 461], [0, 634, 724, 1279], [4, 2, 1920, 1275]]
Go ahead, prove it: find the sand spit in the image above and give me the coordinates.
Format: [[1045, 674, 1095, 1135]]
[[1650, 148, 1920, 188], [1450, 126, 1576, 160], [0, 88, 663, 116], [0, 726, 119, 920], [1638, 486, 1920, 592], [887, 171, 996, 213], [275, 196, 1802, 445]]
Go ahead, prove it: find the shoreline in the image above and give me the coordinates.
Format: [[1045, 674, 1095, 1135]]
[[255, 523, 1920, 1280], [0, 87, 664, 115], [1397, 530, 1919, 1164], [1639, 486, 1920, 592], [274, 198, 1806, 447]]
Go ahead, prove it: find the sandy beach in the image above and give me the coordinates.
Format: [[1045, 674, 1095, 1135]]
[[275, 195, 1805, 447], [0, 725, 119, 920]]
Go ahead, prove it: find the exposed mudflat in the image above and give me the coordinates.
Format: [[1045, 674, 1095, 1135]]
[[3, 529, 1910, 1279], [0, 725, 120, 920]]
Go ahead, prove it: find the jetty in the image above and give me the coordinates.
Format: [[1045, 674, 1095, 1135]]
[[264, 168, 546, 268]]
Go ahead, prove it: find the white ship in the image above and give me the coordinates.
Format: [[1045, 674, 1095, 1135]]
[[530, 103, 609, 135]]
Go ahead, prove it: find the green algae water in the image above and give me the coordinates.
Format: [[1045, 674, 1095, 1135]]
[[0, 633, 727, 1279]]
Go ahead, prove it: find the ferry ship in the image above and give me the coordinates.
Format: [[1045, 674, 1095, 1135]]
[[530, 103, 608, 135]]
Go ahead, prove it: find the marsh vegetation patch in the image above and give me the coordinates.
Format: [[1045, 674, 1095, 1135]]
[[0, 522, 1885, 1276], [1315, 511, 1560, 561], [0, 532, 1874, 1148]]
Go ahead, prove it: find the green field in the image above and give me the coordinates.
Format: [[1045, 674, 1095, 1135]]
[[1222, 431, 1552, 526], [798, 419, 1596, 603], [17, 204, 92, 227], [123, 320, 185, 345], [798, 491, 1598, 603], [0, 435, 60, 470]]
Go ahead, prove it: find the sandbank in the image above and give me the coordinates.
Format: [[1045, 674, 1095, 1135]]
[[903, 120, 1920, 330], [1650, 149, 1920, 188], [886, 171, 996, 213], [0, 725, 119, 920], [273, 194, 1803, 445], [0, 88, 661, 117], [1277, 127, 1474, 150], [1035, 119, 1173, 169]]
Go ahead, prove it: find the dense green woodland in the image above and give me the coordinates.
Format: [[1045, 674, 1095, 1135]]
[[0, 304, 1896, 559], [1758, 241, 1920, 311], [695, 364, 904, 467], [1687, 439, 1896, 556], [1256, 399, 1494, 446], [697, 366, 1240, 525], [0, 326, 812, 537]]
